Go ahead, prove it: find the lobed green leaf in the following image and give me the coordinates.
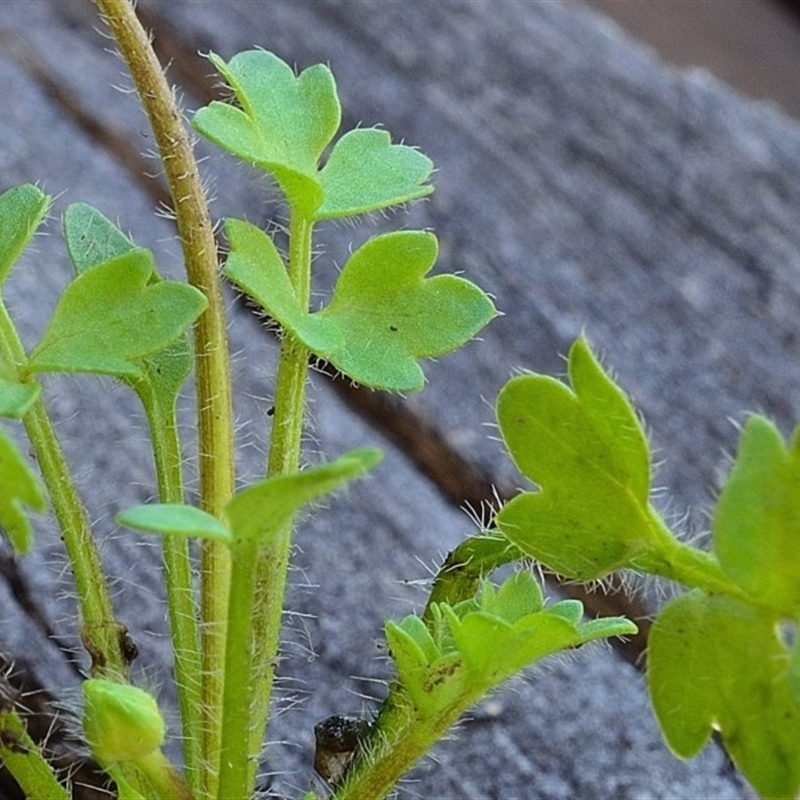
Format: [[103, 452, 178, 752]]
[[713, 415, 800, 616], [0, 426, 47, 554], [495, 338, 662, 580], [62, 204, 198, 415], [649, 590, 800, 799], [0, 184, 50, 286], [193, 50, 434, 218], [192, 50, 340, 215], [388, 571, 635, 719], [224, 220, 496, 391], [29, 250, 206, 377]]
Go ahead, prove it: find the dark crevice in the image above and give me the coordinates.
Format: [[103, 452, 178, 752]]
[[0, 551, 83, 679]]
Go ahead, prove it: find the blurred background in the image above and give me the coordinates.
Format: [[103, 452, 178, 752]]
[[586, 0, 800, 120]]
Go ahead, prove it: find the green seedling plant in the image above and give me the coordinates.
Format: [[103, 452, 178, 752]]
[[0, 2, 635, 799], [491, 338, 800, 799], [2, 2, 794, 799]]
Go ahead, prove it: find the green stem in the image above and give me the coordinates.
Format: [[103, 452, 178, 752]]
[[422, 534, 524, 624], [0, 707, 70, 800], [216, 210, 313, 800], [134, 749, 193, 800], [138, 380, 202, 797], [91, 3, 235, 796], [637, 505, 750, 601], [215, 538, 260, 800], [334, 686, 479, 800], [0, 299, 127, 678]]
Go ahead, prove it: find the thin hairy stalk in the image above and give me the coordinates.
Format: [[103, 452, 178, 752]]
[[334, 687, 480, 800], [216, 211, 313, 799], [214, 537, 260, 800], [91, 2, 235, 795], [636, 507, 751, 601], [0, 298, 127, 678], [0, 707, 69, 800], [141, 383, 202, 796], [422, 535, 525, 624]]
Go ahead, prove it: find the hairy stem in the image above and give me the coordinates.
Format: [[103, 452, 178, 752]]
[[0, 298, 127, 678], [216, 211, 313, 800], [91, 2, 235, 796], [637, 505, 751, 601], [334, 687, 479, 800], [139, 378, 203, 795], [0, 707, 69, 800]]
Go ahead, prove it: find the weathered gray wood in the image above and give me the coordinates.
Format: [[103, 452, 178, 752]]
[[3, 0, 798, 796]]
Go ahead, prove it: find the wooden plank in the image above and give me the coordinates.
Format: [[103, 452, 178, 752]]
[[4, 0, 796, 796]]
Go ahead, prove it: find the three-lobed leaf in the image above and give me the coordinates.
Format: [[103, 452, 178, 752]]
[[193, 50, 339, 215], [713, 415, 800, 616], [29, 249, 206, 377], [649, 590, 800, 799], [495, 338, 663, 580], [192, 50, 433, 218], [224, 220, 495, 391]]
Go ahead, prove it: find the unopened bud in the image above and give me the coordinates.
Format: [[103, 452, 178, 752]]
[[82, 679, 165, 764]]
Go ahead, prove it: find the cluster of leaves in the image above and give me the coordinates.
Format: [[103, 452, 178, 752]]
[[0, 45, 637, 800], [491, 338, 800, 799], [2, 23, 793, 800], [388, 570, 633, 721], [193, 49, 493, 392], [0, 184, 206, 558]]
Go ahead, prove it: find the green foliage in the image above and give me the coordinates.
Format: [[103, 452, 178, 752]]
[[713, 416, 800, 616], [192, 50, 433, 218], [223, 221, 495, 391], [649, 592, 800, 799], [82, 679, 166, 764], [63, 202, 138, 272], [29, 248, 205, 378], [118, 448, 382, 546], [494, 338, 663, 580], [63, 204, 200, 436], [194, 49, 492, 393], [7, 15, 794, 800], [644, 416, 800, 799], [0, 184, 49, 286], [0, 367, 40, 418], [0, 184, 49, 555], [492, 336, 800, 799], [0, 427, 46, 555], [388, 571, 635, 717]]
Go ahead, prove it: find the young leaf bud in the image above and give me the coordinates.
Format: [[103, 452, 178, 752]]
[[82, 679, 165, 764]]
